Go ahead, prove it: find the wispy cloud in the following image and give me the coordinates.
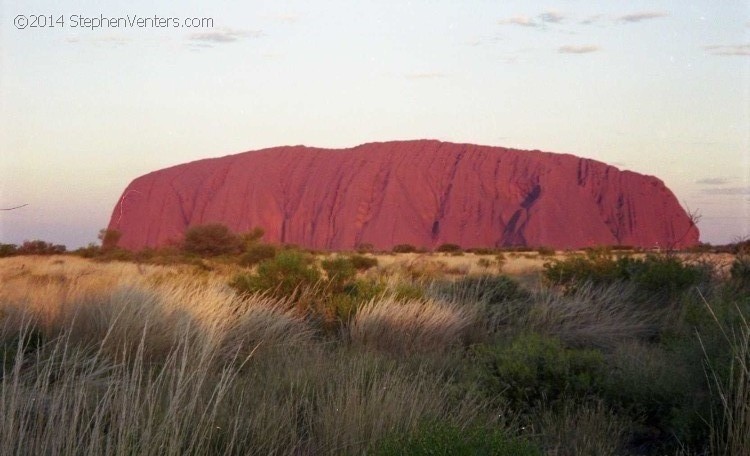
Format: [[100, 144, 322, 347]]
[[539, 11, 565, 24], [703, 187, 750, 195], [404, 72, 447, 80], [705, 44, 750, 56], [558, 45, 600, 54], [580, 14, 603, 25], [189, 28, 263, 44], [498, 16, 538, 27], [617, 11, 669, 23], [697, 177, 731, 185]]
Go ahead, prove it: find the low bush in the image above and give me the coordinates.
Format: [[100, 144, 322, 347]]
[[183, 223, 242, 257], [230, 250, 321, 299], [543, 252, 711, 302], [471, 333, 606, 410], [239, 243, 277, 267], [321, 257, 357, 293]]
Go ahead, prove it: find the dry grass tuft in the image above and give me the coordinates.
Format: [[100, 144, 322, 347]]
[[522, 283, 663, 349], [347, 297, 478, 355]]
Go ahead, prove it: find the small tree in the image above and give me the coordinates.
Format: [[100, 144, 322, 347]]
[[183, 223, 242, 257], [17, 240, 66, 255]]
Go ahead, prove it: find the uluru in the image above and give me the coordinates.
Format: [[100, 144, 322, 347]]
[[108, 140, 699, 251]]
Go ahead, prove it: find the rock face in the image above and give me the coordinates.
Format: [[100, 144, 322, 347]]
[[108, 140, 699, 251]]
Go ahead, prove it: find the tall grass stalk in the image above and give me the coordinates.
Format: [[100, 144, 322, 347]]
[[697, 291, 750, 456]]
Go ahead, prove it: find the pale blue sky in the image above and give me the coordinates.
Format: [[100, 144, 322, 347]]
[[2, 0, 748, 247]]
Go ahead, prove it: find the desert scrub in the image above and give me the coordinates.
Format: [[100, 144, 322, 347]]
[[470, 333, 606, 410], [238, 243, 277, 267], [371, 421, 541, 456], [543, 252, 712, 303], [230, 249, 321, 299]]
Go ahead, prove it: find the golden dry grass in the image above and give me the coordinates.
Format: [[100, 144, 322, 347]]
[[0, 256, 488, 454]]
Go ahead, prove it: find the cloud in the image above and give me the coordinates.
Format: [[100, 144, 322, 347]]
[[617, 11, 669, 23], [539, 11, 565, 24], [697, 178, 731, 185], [189, 28, 263, 44], [498, 16, 538, 27], [580, 14, 603, 25], [703, 187, 750, 195], [705, 44, 750, 56], [558, 45, 600, 54], [404, 72, 447, 80]]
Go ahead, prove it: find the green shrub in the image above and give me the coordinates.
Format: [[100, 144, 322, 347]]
[[372, 421, 541, 456], [471, 333, 605, 410], [73, 243, 101, 259], [321, 257, 357, 293], [543, 253, 711, 302], [230, 250, 321, 298], [239, 244, 277, 267], [392, 244, 417, 253], [183, 224, 242, 257], [348, 254, 378, 271]]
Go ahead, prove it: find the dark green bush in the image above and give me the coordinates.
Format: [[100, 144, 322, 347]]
[[543, 253, 711, 302], [321, 257, 357, 293], [230, 250, 321, 298], [182, 224, 242, 257], [239, 244, 277, 267], [372, 421, 541, 456], [392, 244, 417, 253], [471, 333, 606, 410]]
